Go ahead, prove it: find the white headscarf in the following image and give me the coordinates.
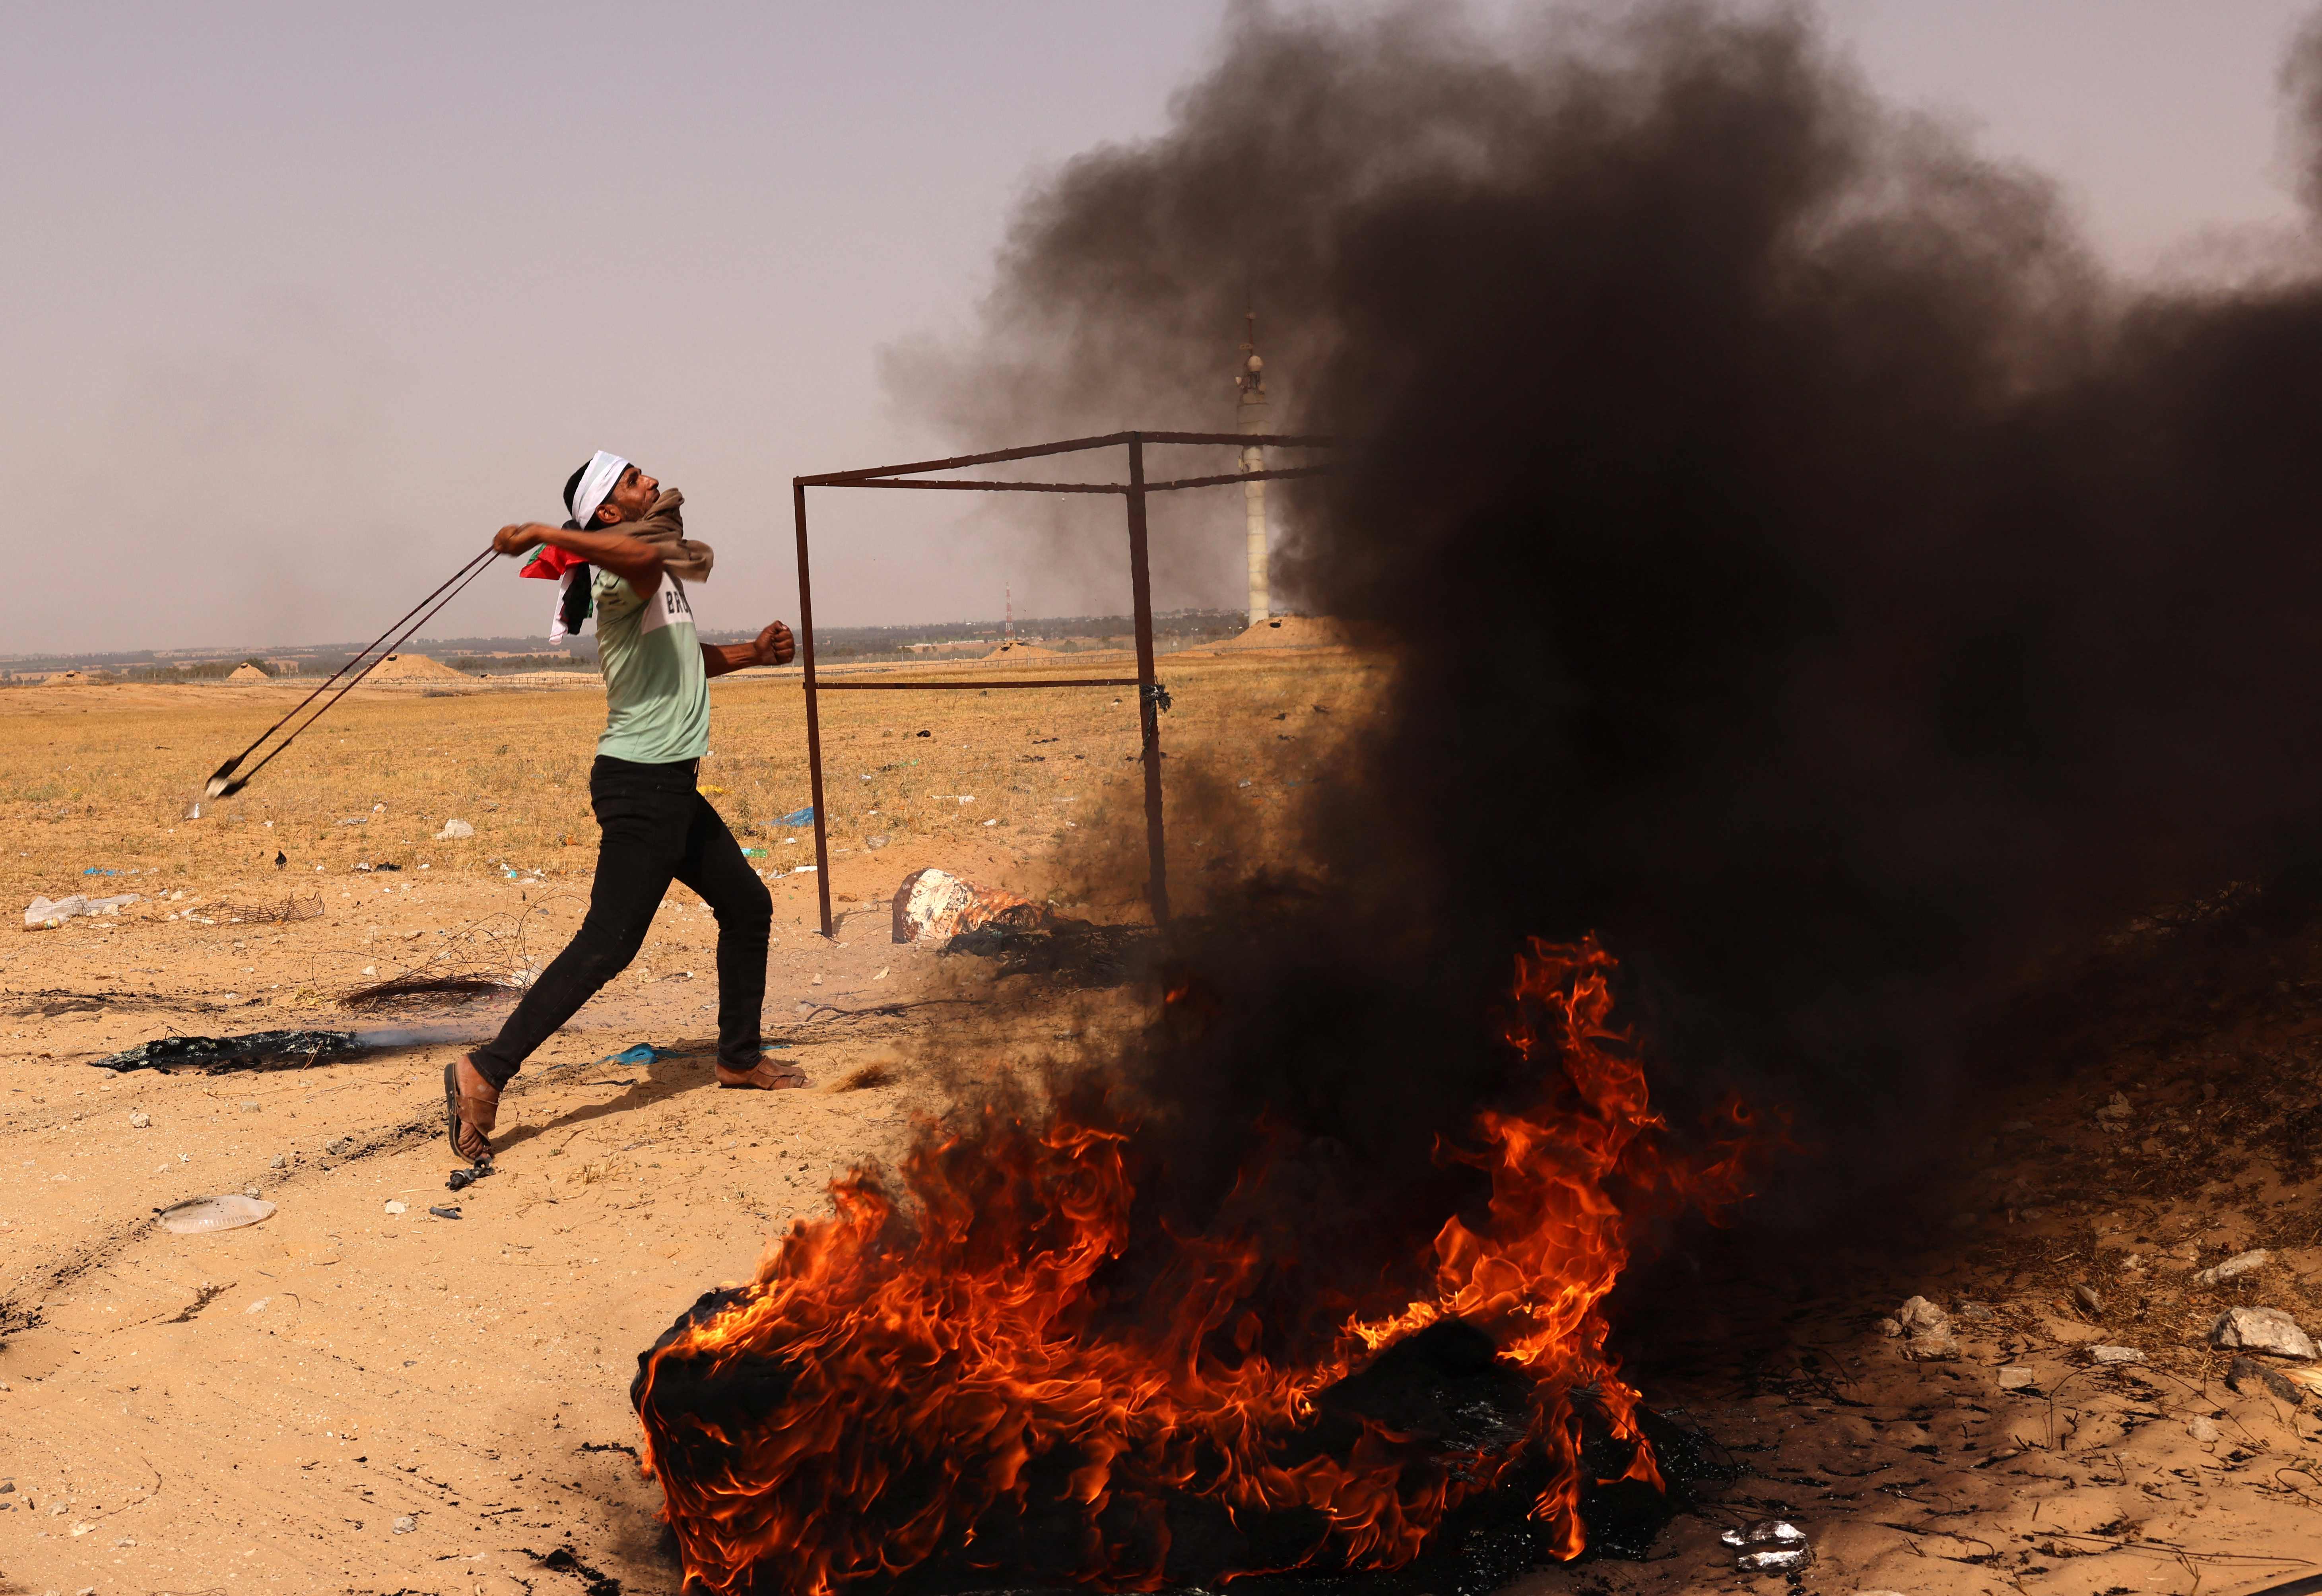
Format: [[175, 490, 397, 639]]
[[568, 450, 629, 530]]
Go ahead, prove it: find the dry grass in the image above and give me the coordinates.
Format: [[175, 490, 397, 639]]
[[0, 647, 1385, 910]]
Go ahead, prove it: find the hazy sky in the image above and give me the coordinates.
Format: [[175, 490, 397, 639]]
[[7, 0, 2318, 657]]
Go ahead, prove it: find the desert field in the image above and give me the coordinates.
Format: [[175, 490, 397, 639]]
[[10, 639, 2322, 1596], [0, 639, 1381, 1595]]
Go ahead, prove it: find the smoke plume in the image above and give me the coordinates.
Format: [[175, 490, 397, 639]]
[[633, 14, 2322, 1580], [899, 2, 2322, 1187]]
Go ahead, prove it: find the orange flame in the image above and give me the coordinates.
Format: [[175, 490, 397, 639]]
[[635, 937, 1761, 1594]]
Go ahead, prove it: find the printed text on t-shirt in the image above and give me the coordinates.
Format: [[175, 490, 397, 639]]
[[639, 581, 695, 635]]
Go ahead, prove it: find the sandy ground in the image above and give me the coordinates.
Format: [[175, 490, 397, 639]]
[[10, 647, 2322, 1594], [0, 645, 1363, 1595]]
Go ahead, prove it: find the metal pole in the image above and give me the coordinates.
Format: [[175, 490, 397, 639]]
[[793, 480, 835, 940], [1239, 311, 1271, 625], [1124, 434, 1171, 924]]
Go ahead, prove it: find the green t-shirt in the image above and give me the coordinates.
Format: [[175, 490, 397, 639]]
[[592, 569, 709, 765]]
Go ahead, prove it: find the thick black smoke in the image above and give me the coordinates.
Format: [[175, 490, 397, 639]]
[[902, 1, 2322, 1249]]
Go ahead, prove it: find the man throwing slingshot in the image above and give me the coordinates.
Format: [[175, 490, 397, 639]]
[[445, 452, 799, 1164]]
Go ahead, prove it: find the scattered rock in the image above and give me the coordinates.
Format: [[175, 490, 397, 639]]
[[1890, 1295, 1960, 1360], [2187, 1415, 2222, 1443], [2212, 1306, 2317, 1360], [383, 1200, 407, 1215], [326, 1136, 357, 1157], [2198, 1248, 2272, 1286], [429, 1205, 462, 1219], [1896, 1295, 1948, 1332], [1996, 1366, 2038, 1389], [268, 1153, 287, 1169], [2089, 1345, 2145, 1363], [865, 835, 889, 850], [244, 1297, 270, 1314], [2227, 1354, 2306, 1404], [2097, 1091, 2132, 1120], [433, 819, 474, 840], [392, 1513, 416, 1534], [2073, 1283, 2105, 1317], [128, 1112, 149, 1129]]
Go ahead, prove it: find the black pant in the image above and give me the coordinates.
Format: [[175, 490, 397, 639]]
[[471, 755, 771, 1087]]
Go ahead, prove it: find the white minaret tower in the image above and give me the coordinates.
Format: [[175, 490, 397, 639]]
[[1237, 310, 1272, 627]]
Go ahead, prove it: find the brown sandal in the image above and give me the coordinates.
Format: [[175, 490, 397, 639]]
[[443, 1055, 499, 1163]]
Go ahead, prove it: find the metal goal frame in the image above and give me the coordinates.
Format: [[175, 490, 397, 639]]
[[790, 429, 1330, 938]]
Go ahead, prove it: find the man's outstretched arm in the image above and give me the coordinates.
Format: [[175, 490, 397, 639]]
[[703, 620, 796, 678], [493, 523, 663, 602]]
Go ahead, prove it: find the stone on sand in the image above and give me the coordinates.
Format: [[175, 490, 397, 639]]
[[2197, 1248, 2272, 1286], [2211, 1306, 2316, 1360]]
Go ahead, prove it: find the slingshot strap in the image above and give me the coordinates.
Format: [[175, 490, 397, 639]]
[[222, 549, 503, 793]]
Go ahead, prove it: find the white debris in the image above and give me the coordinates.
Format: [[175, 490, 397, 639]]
[[2187, 1415, 2221, 1443], [895, 867, 977, 941], [1996, 1366, 2037, 1389], [383, 1200, 407, 1215], [23, 893, 139, 930], [2198, 1248, 2272, 1286], [244, 1297, 270, 1314], [154, 1194, 276, 1235], [434, 818, 475, 840], [2089, 1345, 2145, 1364], [2211, 1306, 2318, 1360], [1720, 1519, 1810, 1575]]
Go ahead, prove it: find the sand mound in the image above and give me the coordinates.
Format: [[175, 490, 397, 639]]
[[1214, 615, 1358, 651], [991, 642, 1056, 658], [226, 663, 270, 682], [44, 670, 92, 686], [367, 652, 470, 681]]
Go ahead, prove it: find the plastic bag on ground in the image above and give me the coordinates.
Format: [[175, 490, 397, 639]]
[[25, 892, 138, 930], [156, 1194, 276, 1234]]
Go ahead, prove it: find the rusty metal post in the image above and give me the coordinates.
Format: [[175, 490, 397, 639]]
[[1124, 434, 1170, 924], [794, 480, 835, 940]]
